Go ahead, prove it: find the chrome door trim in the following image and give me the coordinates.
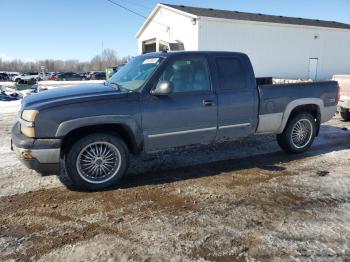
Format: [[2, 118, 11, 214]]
[[218, 123, 251, 130], [148, 127, 217, 138]]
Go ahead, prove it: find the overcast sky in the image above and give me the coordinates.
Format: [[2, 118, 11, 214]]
[[1, 0, 349, 61]]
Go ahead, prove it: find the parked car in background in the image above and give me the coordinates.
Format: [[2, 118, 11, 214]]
[[56, 72, 83, 81], [12, 51, 339, 191], [49, 72, 58, 80], [85, 71, 107, 80], [8, 73, 19, 80], [13, 72, 39, 83], [0, 73, 10, 81], [333, 75, 350, 121], [92, 72, 106, 80], [38, 72, 51, 81]]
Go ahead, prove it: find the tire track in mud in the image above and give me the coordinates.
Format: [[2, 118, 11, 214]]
[[1, 151, 350, 261], [1, 113, 350, 260], [0, 184, 197, 260]]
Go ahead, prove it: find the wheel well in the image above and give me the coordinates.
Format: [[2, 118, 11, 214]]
[[288, 104, 321, 135], [60, 124, 141, 157]]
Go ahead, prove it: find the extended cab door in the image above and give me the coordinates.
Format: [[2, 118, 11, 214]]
[[141, 55, 217, 152], [214, 55, 259, 139]]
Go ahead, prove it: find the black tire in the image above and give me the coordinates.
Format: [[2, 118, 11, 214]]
[[340, 109, 350, 121], [277, 113, 317, 154], [65, 133, 129, 191]]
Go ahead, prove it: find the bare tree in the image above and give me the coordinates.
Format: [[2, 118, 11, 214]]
[[0, 49, 131, 73], [101, 49, 118, 68]]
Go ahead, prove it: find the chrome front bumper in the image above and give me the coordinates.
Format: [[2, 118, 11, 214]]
[[11, 122, 61, 173], [12, 143, 61, 173], [12, 143, 61, 164]]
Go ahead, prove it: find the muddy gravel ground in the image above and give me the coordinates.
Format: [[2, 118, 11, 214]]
[[1, 112, 350, 261]]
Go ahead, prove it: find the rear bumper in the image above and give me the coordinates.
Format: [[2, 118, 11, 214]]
[[321, 105, 337, 123], [11, 123, 61, 173]]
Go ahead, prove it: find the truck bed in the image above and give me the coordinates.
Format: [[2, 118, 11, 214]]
[[256, 81, 339, 134]]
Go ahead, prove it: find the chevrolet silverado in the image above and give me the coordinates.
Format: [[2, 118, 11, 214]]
[[12, 51, 339, 190]]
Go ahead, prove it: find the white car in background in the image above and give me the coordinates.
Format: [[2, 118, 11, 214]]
[[38, 72, 51, 81], [13, 72, 39, 82], [333, 75, 350, 121]]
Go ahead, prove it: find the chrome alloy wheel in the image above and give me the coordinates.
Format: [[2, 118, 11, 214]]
[[291, 119, 313, 149], [76, 142, 122, 184]]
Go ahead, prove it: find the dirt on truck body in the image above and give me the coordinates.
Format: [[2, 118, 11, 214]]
[[1, 112, 350, 261]]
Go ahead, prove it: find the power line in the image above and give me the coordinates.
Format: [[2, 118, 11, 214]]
[[118, 0, 153, 11], [105, 0, 169, 29]]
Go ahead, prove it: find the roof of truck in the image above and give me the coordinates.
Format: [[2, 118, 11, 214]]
[[162, 3, 350, 30], [142, 50, 248, 58]]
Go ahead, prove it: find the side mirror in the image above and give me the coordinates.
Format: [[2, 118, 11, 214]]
[[151, 81, 174, 96]]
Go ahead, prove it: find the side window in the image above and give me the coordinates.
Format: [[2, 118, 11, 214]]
[[159, 57, 210, 93], [216, 58, 247, 90]]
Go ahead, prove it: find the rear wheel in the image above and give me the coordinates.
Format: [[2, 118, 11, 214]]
[[65, 133, 129, 191], [277, 113, 317, 154], [340, 109, 350, 121]]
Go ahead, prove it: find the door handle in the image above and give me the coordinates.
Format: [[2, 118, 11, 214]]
[[203, 100, 215, 107]]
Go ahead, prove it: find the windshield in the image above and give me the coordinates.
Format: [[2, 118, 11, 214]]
[[107, 56, 163, 92]]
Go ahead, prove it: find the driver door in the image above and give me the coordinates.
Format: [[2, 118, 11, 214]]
[[141, 55, 218, 152]]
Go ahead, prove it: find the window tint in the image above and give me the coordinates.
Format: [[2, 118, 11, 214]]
[[216, 58, 247, 90], [159, 57, 210, 93]]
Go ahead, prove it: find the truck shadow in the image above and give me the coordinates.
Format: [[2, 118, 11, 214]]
[[58, 125, 350, 192]]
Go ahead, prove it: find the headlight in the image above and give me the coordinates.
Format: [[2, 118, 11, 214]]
[[20, 110, 38, 138], [20, 125, 36, 138], [21, 110, 38, 122]]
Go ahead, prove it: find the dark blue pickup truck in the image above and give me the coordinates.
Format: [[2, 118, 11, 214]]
[[12, 51, 339, 190]]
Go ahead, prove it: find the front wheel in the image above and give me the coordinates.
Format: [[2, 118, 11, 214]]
[[65, 133, 129, 191], [277, 113, 317, 154]]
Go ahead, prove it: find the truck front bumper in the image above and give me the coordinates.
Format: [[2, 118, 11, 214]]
[[11, 123, 62, 173]]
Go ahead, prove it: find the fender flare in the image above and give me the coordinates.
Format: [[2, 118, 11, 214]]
[[277, 98, 323, 134], [55, 115, 143, 149]]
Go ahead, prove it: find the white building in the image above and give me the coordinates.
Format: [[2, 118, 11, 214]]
[[136, 4, 350, 80]]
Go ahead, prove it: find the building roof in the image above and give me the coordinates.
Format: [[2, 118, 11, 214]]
[[162, 3, 350, 30]]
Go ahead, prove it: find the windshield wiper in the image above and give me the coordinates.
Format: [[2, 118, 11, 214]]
[[106, 81, 132, 93], [107, 81, 121, 91]]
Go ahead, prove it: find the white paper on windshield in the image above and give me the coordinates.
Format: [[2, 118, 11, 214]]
[[143, 58, 159, 64]]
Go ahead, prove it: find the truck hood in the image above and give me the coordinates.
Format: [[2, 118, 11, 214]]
[[22, 83, 123, 109]]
